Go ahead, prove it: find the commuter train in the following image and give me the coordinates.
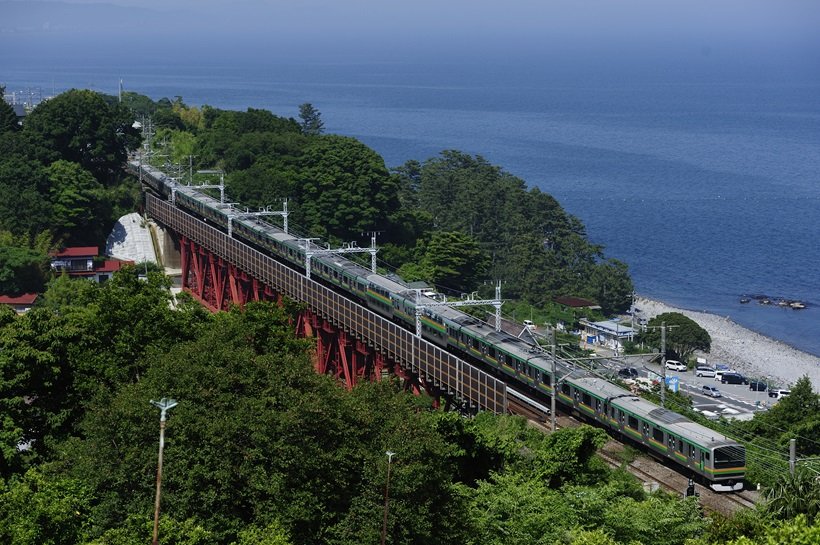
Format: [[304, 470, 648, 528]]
[[131, 160, 746, 492]]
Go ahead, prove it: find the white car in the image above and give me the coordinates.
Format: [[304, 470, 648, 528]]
[[696, 365, 716, 378], [665, 360, 687, 372]]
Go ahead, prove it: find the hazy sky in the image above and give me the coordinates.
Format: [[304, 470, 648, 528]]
[[3, 0, 819, 64]]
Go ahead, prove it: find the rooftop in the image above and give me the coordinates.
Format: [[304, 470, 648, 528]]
[[0, 293, 38, 305], [53, 246, 99, 258]]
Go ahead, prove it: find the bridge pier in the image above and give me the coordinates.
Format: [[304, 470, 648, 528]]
[[178, 234, 446, 400]]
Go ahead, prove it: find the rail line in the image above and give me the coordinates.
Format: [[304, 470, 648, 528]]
[[507, 395, 759, 517]]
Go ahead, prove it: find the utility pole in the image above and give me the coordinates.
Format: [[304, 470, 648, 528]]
[[188, 154, 197, 184], [660, 322, 666, 408], [381, 451, 396, 545], [150, 398, 178, 545], [790, 438, 796, 475]]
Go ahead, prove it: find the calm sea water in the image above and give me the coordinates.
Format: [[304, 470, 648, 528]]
[[3, 56, 819, 356]]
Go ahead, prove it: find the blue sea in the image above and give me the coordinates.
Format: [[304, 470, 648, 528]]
[[3, 54, 819, 356]]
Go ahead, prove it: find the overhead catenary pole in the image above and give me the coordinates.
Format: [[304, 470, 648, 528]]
[[150, 398, 178, 545], [790, 438, 796, 475]]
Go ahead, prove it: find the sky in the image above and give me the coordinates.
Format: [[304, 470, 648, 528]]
[[2, 0, 819, 66]]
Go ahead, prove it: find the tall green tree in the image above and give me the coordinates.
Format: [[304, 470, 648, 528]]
[[298, 103, 324, 136], [413, 231, 489, 293], [0, 156, 53, 238], [46, 160, 106, 244], [640, 312, 711, 361], [23, 90, 140, 184], [296, 135, 400, 240]]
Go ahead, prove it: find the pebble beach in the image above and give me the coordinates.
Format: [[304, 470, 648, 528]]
[[636, 296, 820, 391]]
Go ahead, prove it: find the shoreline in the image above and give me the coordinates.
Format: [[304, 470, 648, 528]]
[[635, 296, 820, 391]]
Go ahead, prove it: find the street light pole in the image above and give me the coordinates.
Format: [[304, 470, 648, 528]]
[[150, 398, 178, 545], [381, 450, 396, 545]]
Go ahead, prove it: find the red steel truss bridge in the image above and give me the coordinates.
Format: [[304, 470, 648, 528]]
[[144, 192, 509, 414]]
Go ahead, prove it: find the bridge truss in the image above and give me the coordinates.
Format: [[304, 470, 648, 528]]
[[146, 193, 508, 414]]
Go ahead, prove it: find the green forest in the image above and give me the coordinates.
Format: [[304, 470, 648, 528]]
[[1, 90, 819, 543], [121, 91, 633, 314], [1, 273, 817, 545]]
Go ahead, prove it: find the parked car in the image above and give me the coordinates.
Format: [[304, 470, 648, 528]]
[[721, 372, 748, 385], [665, 360, 687, 372], [748, 380, 767, 391], [618, 367, 639, 379], [714, 370, 737, 382], [702, 385, 722, 398], [769, 389, 791, 400], [695, 365, 716, 378]]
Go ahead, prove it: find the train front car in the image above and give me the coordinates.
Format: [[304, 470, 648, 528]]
[[566, 378, 745, 492], [707, 442, 746, 492]]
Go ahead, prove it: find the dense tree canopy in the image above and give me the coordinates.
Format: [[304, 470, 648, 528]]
[[23, 90, 140, 184], [640, 312, 711, 361], [0, 270, 737, 545], [392, 151, 633, 311], [0, 95, 18, 133]]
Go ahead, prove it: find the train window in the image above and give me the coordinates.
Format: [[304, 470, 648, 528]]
[[542, 374, 551, 386], [704, 451, 710, 461], [562, 383, 570, 395], [627, 416, 638, 430], [488, 346, 496, 359], [653, 428, 663, 443], [714, 447, 745, 468], [677, 439, 684, 452], [506, 355, 513, 367], [581, 392, 591, 405]]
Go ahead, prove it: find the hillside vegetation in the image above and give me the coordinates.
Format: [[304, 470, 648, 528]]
[[1, 90, 818, 544]]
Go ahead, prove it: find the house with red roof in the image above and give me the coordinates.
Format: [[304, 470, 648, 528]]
[[50, 247, 133, 282], [51, 246, 98, 274], [0, 293, 38, 314]]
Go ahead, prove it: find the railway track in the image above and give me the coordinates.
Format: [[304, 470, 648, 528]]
[[506, 388, 758, 516]]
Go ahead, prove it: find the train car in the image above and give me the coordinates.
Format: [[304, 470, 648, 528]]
[[564, 377, 745, 491], [130, 160, 746, 491]]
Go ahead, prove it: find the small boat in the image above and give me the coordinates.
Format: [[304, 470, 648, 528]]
[[790, 301, 806, 310], [739, 298, 750, 304]]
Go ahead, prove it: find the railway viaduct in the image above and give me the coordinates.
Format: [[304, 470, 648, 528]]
[[140, 176, 511, 415]]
